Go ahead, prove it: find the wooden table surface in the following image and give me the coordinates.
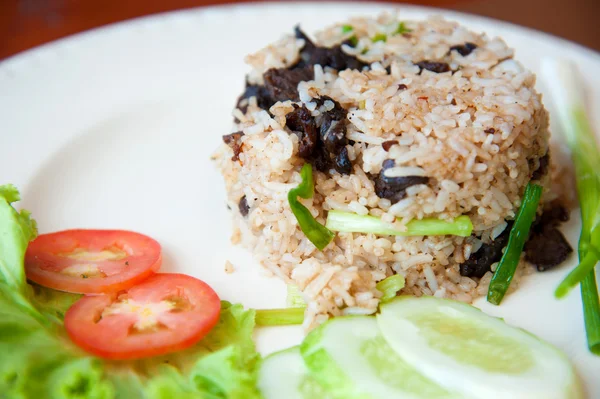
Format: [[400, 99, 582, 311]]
[[1, 0, 599, 61]]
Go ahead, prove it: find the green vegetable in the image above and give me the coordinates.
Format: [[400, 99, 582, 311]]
[[376, 275, 405, 303], [487, 183, 543, 305], [394, 22, 412, 35], [255, 307, 305, 326], [0, 185, 263, 398], [0, 184, 37, 293], [325, 211, 473, 237], [287, 285, 306, 308], [372, 33, 387, 43], [542, 59, 600, 355], [288, 164, 335, 250], [341, 25, 353, 33]]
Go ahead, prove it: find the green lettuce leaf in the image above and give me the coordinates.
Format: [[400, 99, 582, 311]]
[[0, 184, 37, 292], [0, 184, 262, 399]]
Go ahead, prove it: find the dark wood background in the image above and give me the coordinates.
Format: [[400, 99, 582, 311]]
[[1, 0, 599, 61]]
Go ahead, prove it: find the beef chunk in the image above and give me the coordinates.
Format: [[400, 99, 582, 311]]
[[415, 61, 451, 74], [238, 196, 250, 216], [286, 104, 318, 158], [284, 96, 352, 175], [222, 131, 245, 161], [531, 153, 550, 181], [460, 222, 512, 278], [382, 140, 399, 152], [236, 83, 275, 113], [264, 66, 314, 103], [449, 42, 478, 56], [525, 204, 573, 271], [293, 27, 368, 71], [374, 159, 430, 204]]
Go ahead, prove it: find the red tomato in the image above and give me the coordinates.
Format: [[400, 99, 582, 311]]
[[25, 229, 161, 294], [64, 273, 221, 359]]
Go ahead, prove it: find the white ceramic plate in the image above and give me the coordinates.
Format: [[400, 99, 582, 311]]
[[1, 1, 599, 396]]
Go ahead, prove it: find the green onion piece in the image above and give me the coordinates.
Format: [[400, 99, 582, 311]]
[[286, 284, 306, 308], [341, 24, 354, 33], [376, 275, 405, 303], [325, 211, 473, 237], [372, 33, 387, 43], [542, 58, 600, 355], [288, 164, 335, 250], [254, 307, 305, 326], [487, 183, 543, 305], [394, 22, 412, 35], [581, 273, 600, 355], [358, 100, 366, 110], [348, 36, 359, 47]]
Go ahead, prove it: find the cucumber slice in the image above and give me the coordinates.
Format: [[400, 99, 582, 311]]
[[258, 346, 331, 399], [300, 316, 460, 399], [377, 297, 583, 399]]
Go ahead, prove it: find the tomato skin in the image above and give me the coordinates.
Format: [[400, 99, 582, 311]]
[[64, 273, 221, 360], [25, 229, 162, 294]]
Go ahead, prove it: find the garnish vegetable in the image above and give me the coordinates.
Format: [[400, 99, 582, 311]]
[[25, 229, 162, 294], [487, 183, 543, 305], [376, 274, 406, 303], [255, 307, 306, 327], [542, 58, 600, 355], [326, 211, 473, 237], [288, 164, 335, 250]]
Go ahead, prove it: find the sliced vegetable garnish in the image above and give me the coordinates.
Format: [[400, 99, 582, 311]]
[[394, 22, 412, 35], [542, 58, 600, 354], [325, 211, 473, 237], [376, 274, 405, 303], [258, 346, 331, 399], [255, 307, 305, 326], [341, 24, 353, 33], [287, 284, 306, 308], [25, 229, 162, 294], [300, 316, 458, 398], [0, 184, 38, 292], [377, 297, 583, 399], [487, 183, 543, 305], [64, 273, 221, 360], [288, 164, 334, 250]]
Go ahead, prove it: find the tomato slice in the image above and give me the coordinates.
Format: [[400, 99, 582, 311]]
[[25, 229, 161, 294], [64, 273, 221, 359]]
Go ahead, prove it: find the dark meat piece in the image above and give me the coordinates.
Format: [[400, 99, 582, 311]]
[[314, 96, 348, 122], [374, 159, 429, 204], [525, 203, 573, 271], [286, 104, 319, 158], [222, 131, 245, 161], [264, 66, 314, 103], [293, 27, 368, 71], [460, 222, 513, 278], [415, 61, 451, 74], [449, 42, 478, 56], [382, 140, 399, 152], [236, 83, 275, 113], [484, 128, 496, 134], [238, 196, 250, 216], [531, 153, 550, 181], [315, 97, 351, 174], [334, 146, 352, 175], [398, 84, 408, 90]]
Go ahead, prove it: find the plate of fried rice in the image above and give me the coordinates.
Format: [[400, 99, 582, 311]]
[[1, 1, 599, 396]]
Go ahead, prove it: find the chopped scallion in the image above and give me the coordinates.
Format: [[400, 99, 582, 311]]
[[542, 58, 600, 355], [254, 307, 305, 326], [325, 211, 473, 237], [376, 275, 405, 303], [372, 33, 387, 43], [288, 164, 334, 250], [341, 24, 354, 33], [487, 183, 543, 305], [394, 22, 412, 35]]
